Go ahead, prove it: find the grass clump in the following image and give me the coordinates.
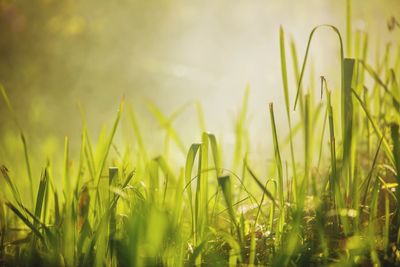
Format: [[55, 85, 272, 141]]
[[1, 3, 400, 267]]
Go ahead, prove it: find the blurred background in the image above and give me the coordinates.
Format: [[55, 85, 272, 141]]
[[0, 0, 399, 168]]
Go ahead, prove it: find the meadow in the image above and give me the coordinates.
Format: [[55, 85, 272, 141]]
[[1, 2, 400, 267]]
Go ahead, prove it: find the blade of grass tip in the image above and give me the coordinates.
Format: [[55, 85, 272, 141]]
[[293, 25, 344, 111], [269, 103, 285, 232], [280, 26, 297, 204], [205, 133, 221, 176], [290, 37, 305, 116], [41, 161, 51, 225], [54, 189, 60, 226], [20, 133, 34, 207], [185, 143, 201, 238]]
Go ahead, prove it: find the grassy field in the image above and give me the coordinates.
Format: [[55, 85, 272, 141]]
[[1, 2, 400, 267]]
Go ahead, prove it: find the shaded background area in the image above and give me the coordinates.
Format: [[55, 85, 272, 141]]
[[0, 0, 399, 162]]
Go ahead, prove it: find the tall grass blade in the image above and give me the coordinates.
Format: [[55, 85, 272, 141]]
[[268, 103, 285, 232], [280, 27, 298, 203]]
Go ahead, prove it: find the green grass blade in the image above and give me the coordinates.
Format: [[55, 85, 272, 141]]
[[185, 143, 201, 208], [5, 202, 44, 243], [96, 99, 124, 186], [342, 58, 355, 197], [34, 168, 48, 227], [293, 24, 344, 110], [244, 161, 279, 208], [0, 166, 24, 207], [268, 103, 284, 217], [280, 26, 298, 203], [20, 133, 34, 207]]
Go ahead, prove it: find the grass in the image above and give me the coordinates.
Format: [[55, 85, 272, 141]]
[[1, 2, 400, 266]]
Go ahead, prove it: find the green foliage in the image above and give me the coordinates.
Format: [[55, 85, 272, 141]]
[[1, 1, 400, 266]]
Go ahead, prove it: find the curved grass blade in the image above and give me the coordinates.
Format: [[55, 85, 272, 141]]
[[293, 24, 344, 110]]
